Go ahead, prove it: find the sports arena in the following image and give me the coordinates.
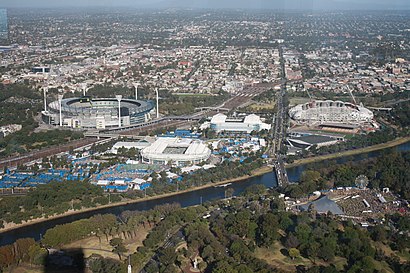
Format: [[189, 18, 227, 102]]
[[141, 138, 211, 166], [288, 100, 374, 125], [42, 97, 155, 129]]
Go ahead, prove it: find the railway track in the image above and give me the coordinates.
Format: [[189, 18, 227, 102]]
[[0, 138, 98, 170]]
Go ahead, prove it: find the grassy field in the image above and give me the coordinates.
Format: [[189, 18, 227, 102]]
[[289, 97, 311, 106], [63, 226, 151, 260], [248, 102, 275, 111], [254, 241, 347, 272], [255, 244, 310, 272]]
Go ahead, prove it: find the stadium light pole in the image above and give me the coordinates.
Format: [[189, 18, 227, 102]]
[[57, 94, 64, 127], [82, 83, 88, 96], [116, 95, 123, 128], [135, 83, 139, 100], [127, 255, 132, 273], [155, 88, 159, 119], [43, 86, 48, 112], [43, 74, 49, 112]]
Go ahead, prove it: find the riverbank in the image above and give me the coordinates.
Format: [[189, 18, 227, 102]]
[[2, 137, 409, 235], [0, 165, 273, 234], [286, 136, 410, 168]]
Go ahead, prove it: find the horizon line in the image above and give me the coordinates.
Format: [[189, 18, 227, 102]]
[[1, 6, 410, 12]]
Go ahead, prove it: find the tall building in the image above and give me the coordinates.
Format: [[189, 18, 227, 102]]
[[0, 9, 8, 40]]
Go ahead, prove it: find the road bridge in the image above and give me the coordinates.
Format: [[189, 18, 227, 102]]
[[271, 45, 290, 187], [368, 107, 393, 112], [194, 107, 230, 112]]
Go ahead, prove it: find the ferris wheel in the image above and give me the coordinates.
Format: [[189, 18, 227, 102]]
[[355, 175, 369, 189]]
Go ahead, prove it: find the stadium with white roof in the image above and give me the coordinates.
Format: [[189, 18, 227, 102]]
[[288, 100, 373, 125], [141, 138, 211, 166], [202, 113, 271, 133]]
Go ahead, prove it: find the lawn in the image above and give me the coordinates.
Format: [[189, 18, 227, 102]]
[[254, 241, 347, 272], [62, 226, 151, 260], [254, 242, 311, 272], [248, 102, 275, 111]]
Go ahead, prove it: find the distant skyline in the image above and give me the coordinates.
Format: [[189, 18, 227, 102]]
[[1, 0, 410, 10]]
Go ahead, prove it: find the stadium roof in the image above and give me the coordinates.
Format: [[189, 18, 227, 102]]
[[299, 196, 344, 215], [142, 137, 210, 157], [289, 135, 337, 145]]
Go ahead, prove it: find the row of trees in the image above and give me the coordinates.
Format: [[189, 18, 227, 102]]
[[384, 100, 410, 128], [145, 155, 265, 196], [285, 151, 410, 200], [0, 181, 107, 225], [0, 83, 86, 157], [0, 238, 47, 269]]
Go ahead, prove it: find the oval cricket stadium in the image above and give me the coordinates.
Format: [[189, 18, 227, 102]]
[[42, 97, 155, 129]]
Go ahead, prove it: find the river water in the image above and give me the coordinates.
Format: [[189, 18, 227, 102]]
[[1, 141, 409, 246]]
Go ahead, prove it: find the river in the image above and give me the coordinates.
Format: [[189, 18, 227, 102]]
[[1, 141, 409, 246]]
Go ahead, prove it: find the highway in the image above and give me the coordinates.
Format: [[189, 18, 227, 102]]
[[271, 46, 290, 187]]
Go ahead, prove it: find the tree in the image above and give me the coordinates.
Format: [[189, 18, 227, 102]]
[[318, 244, 335, 262], [295, 223, 312, 247], [370, 225, 387, 242], [227, 210, 252, 239], [306, 241, 320, 263], [256, 213, 279, 248], [158, 247, 177, 267], [212, 259, 238, 273], [284, 233, 300, 249], [289, 248, 300, 260], [13, 238, 36, 263], [28, 244, 47, 266], [0, 245, 14, 268], [89, 256, 124, 273], [279, 214, 293, 231], [109, 238, 127, 260]]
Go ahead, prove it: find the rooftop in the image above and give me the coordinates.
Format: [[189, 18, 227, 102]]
[[142, 137, 209, 156], [299, 196, 344, 215]]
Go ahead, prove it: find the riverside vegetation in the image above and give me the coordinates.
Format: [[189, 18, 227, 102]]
[[0, 150, 409, 272]]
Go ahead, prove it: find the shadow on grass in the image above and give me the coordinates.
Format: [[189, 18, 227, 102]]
[[43, 248, 85, 273]]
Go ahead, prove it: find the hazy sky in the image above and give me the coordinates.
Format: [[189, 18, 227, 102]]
[[1, 0, 409, 10]]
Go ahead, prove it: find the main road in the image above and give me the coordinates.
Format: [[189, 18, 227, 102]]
[[271, 46, 290, 187]]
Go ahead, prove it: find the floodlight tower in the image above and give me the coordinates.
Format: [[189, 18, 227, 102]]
[[57, 94, 64, 127], [116, 95, 123, 128], [43, 86, 48, 112], [133, 83, 139, 100], [82, 83, 88, 96], [155, 88, 159, 119], [43, 74, 49, 112], [348, 86, 358, 105], [127, 256, 132, 273]]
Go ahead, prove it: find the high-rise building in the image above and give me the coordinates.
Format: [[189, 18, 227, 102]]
[[0, 9, 8, 40]]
